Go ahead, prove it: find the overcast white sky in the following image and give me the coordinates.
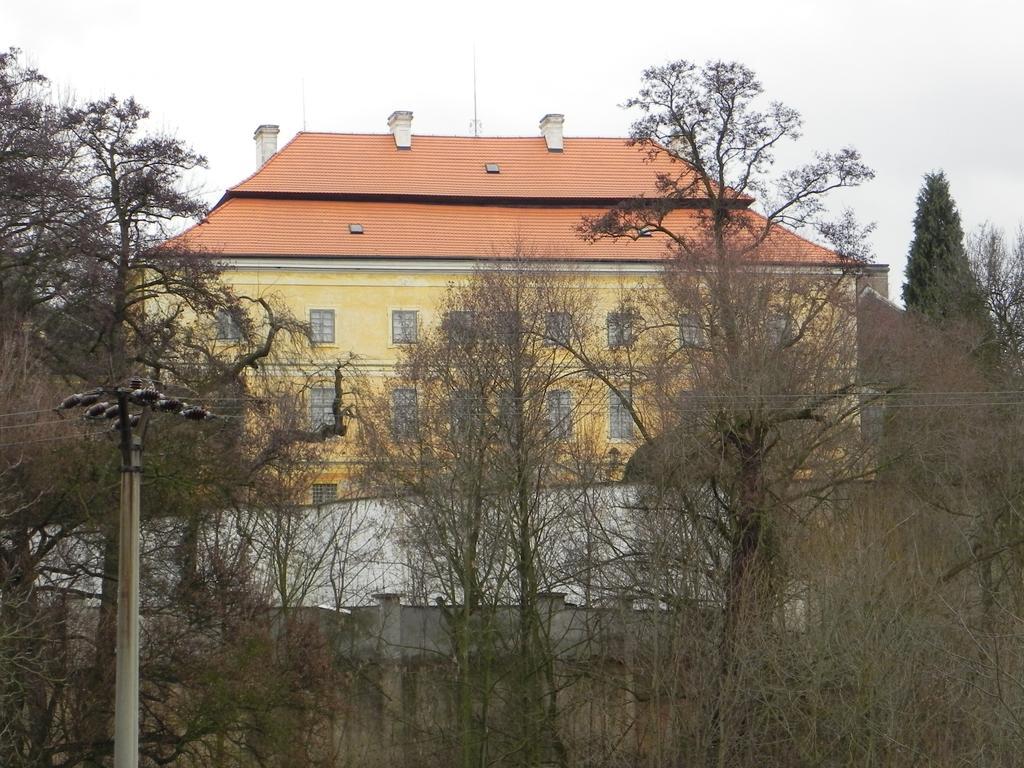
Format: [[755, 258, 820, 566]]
[[6, 0, 1023, 299]]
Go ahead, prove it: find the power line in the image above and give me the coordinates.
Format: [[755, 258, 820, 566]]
[[0, 407, 62, 421], [867, 400, 1024, 410], [0, 430, 104, 450], [0, 417, 94, 431], [3, 389, 1024, 425]]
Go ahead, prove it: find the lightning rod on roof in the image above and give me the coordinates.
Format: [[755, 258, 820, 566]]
[[470, 46, 482, 137], [301, 77, 307, 131]]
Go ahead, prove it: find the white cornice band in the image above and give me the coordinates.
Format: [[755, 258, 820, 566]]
[[217, 256, 887, 277]]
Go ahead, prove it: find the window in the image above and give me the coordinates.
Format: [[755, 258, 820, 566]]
[[767, 313, 792, 346], [679, 314, 705, 348], [544, 312, 571, 347], [494, 311, 522, 346], [215, 309, 241, 341], [860, 391, 884, 443], [497, 390, 519, 436], [607, 311, 634, 348], [310, 387, 335, 431], [310, 309, 335, 344], [392, 388, 418, 439], [546, 390, 572, 439], [311, 483, 337, 505], [392, 310, 418, 344], [484, 162, 501, 173], [444, 310, 476, 344], [348, 223, 364, 234], [449, 390, 482, 436], [609, 389, 634, 440]]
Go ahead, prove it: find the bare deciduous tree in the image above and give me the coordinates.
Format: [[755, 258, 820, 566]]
[[358, 263, 607, 768]]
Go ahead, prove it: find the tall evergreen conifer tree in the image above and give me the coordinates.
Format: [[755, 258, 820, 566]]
[[903, 172, 979, 321]]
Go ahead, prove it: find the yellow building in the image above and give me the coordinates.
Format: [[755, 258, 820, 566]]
[[177, 113, 887, 499]]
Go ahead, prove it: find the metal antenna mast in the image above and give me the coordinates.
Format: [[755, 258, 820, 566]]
[[470, 47, 482, 137], [301, 77, 307, 131]]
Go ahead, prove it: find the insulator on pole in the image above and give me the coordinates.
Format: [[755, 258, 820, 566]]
[[156, 398, 184, 413], [84, 402, 111, 419], [129, 388, 162, 406], [111, 414, 142, 431], [58, 394, 83, 410], [103, 404, 121, 419], [180, 406, 209, 420], [79, 392, 102, 407]]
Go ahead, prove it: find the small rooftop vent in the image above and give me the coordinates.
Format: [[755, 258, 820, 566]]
[[484, 163, 500, 174], [348, 224, 364, 234]]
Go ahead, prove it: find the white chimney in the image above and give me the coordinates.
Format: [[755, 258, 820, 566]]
[[387, 110, 413, 149], [539, 113, 564, 152], [253, 124, 280, 167]]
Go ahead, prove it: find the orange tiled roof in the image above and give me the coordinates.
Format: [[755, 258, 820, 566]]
[[230, 133, 704, 200], [173, 131, 843, 265], [178, 198, 839, 264]]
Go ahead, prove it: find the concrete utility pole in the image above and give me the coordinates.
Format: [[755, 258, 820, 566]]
[[114, 392, 141, 768], [58, 381, 216, 768]]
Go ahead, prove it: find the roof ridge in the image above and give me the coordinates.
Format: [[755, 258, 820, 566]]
[[290, 131, 633, 140]]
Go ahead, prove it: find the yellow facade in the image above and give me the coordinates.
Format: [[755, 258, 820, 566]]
[[177, 127, 885, 498], [223, 257, 664, 487]]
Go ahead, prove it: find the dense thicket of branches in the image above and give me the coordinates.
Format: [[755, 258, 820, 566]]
[[347, 254, 1024, 767], [6, 48, 1024, 768], [350, 59, 1024, 768], [0, 49, 346, 767]]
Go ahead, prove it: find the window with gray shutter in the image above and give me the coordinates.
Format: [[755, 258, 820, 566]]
[[392, 388, 418, 439], [310, 309, 335, 344], [544, 312, 571, 347], [444, 310, 476, 344], [310, 387, 335, 430], [449, 390, 482, 437], [546, 390, 572, 439], [767, 313, 792, 346], [861, 390, 885, 443], [679, 314, 704, 347], [311, 483, 337, 505], [497, 390, 519, 437], [392, 310, 418, 344], [494, 311, 521, 346], [607, 312, 634, 348], [215, 309, 241, 341], [609, 389, 634, 440]]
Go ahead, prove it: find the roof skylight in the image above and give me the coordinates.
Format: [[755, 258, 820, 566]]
[[484, 163, 500, 174], [349, 223, 364, 234]]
